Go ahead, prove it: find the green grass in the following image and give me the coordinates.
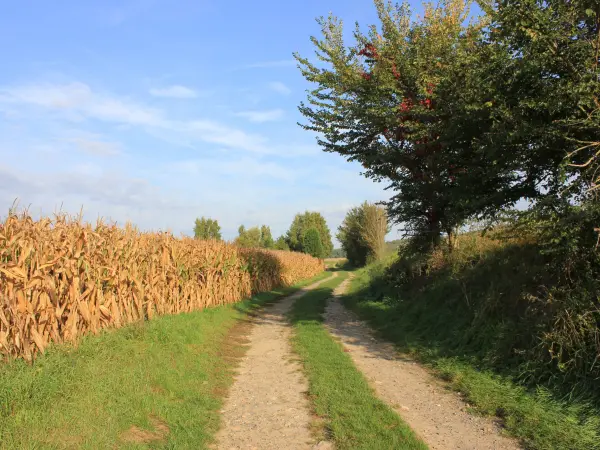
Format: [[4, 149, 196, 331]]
[[344, 265, 600, 450], [0, 272, 331, 450], [289, 272, 427, 450]]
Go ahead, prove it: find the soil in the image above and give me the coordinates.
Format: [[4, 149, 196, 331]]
[[215, 274, 336, 450]]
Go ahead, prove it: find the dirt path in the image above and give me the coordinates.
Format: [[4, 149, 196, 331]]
[[325, 277, 521, 450], [216, 274, 336, 450]]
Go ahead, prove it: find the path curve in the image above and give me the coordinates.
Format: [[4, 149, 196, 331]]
[[216, 273, 337, 450], [325, 277, 521, 450]]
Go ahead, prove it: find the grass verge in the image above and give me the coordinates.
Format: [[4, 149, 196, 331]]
[[344, 266, 600, 450], [289, 272, 427, 450], [0, 271, 331, 450]]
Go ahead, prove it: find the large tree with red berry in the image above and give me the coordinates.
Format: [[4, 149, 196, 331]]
[[295, 0, 534, 249]]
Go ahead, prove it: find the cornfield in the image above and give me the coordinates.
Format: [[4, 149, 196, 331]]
[[0, 213, 324, 361]]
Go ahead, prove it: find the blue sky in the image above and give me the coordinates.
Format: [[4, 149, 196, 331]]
[[0, 0, 418, 243]]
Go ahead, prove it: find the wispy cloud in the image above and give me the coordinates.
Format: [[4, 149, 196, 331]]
[[0, 81, 274, 154], [149, 85, 198, 99], [183, 120, 268, 153], [171, 156, 295, 181], [69, 138, 122, 156], [268, 81, 291, 95], [1, 82, 162, 126], [243, 60, 296, 69], [235, 109, 284, 123]]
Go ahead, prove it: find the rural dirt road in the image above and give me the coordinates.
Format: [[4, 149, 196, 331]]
[[325, 276, 521, 450], [215, 274, 337, 450]]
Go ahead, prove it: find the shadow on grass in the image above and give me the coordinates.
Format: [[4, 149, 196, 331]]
[[343, 241, 573, 391], [336, 242, 600, 450]]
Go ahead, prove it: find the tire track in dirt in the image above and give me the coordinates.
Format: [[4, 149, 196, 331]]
[[324, 276, 521, 450], [216, 273, 337, 450]]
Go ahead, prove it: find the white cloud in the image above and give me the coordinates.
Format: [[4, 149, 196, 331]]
[[1, 82, 163, 126], [0, 78, 398, 244], [149, 85, 198, 99], [0, 165, 167, 212], [69, 138, 121, 156], [184, 120, 269, 153], [0, 154, 396, 244], [268, 81, 291, 95], [0, 81, 274, 154], [235, 109, 284, 123], [170, 156, 295, 181]]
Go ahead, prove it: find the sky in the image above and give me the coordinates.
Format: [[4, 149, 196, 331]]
[[0, 0, 422, 243]]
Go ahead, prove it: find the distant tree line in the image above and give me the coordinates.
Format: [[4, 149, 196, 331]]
[[192, 211, 334, 259]]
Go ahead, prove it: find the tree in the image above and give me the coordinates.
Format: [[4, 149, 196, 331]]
[[260, 225, 274, 249], [360, 202, 389, 263], [193, 217, 221, 240], [330, 248, 346, 258], [483, 0, 600, 200], [274, 235, 290, 251], [295, 0, 529, 249], [235, 225, 262, 248], [235, 224, 276, 249], [302, 228, 325, 258], [286, 211, 333, 256], [337, 207, 365, 266], [337, 202, 388, 266]]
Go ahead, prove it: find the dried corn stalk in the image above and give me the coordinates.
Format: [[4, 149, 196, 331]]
[[0, 213, 324, 360]]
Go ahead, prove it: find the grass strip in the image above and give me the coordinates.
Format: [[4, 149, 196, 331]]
[[0, 271, 331, 450], [343, 268, 600, 450], [289, 272, 428, 450]]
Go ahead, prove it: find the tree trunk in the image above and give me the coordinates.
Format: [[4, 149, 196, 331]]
[[429, 221, 442, 249]]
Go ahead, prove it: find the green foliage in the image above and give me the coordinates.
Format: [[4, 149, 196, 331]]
[[302, 228, 325, 258], [344, 240, 600, 449], [329, 248, 346, 258], [504, 199, 600, 388], [295, 0, 530, 248], [235, 225, 261, 248], [0, 274, 329, 449], [260, 225, 274, 249], [338, 202, 388, 267], [485, 0, 600, 198], [274, 235, 290, 251], [286, 211, 333, 256], [296, 0, 600, 249], [193, 216, 221, 240], [235, 224, 277, 249], [295, 2, 600, 446]]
